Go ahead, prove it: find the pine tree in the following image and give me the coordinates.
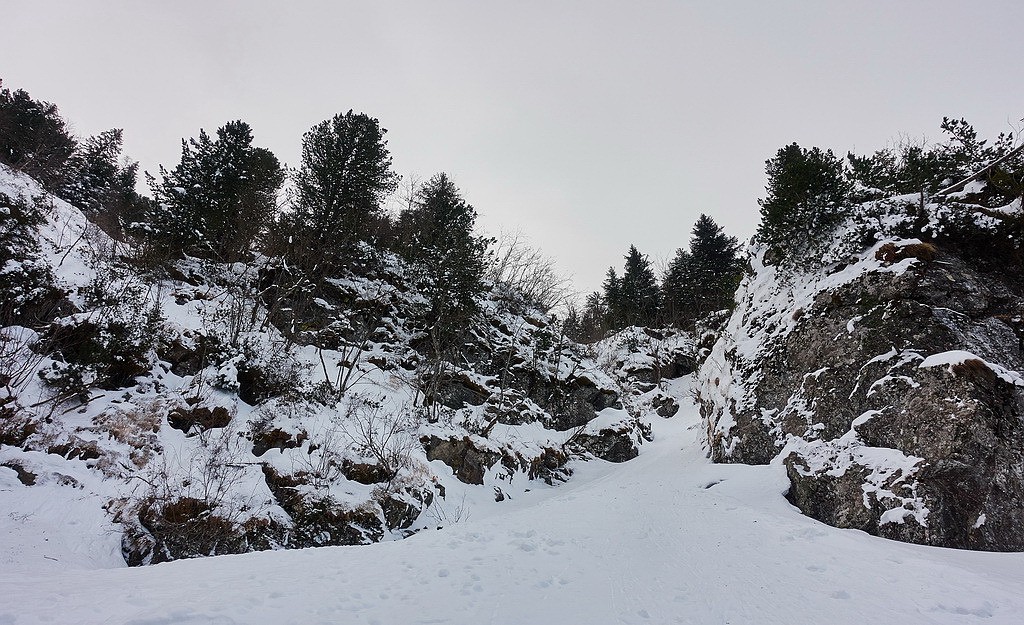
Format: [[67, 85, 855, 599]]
[[147, 120, 284, 261], [402, 173, 489, 344], [757, 143, 850, 257], [291, 110, 399, 267], [578, 291, 610, 342], [60, 129, 144, 237], [561, 305, 582, 343], [0, 83, 76, 190], [61, 129, 123, 210], [606, 246, 660, 329], [661, 248, 693, 326], [602, 267, 623, 329], [847, 118, 1023, 203], [661, 215, 741, 326], [622, 245, 661, 327]]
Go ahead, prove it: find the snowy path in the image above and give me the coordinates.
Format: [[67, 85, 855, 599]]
[[4, 400, 1024, 625]]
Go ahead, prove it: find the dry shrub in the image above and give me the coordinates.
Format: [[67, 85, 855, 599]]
[[487, 231, 574, 312], [340, 397, 416, 487], [119, 423, 268, 565], [46, 437, 101, 461], [0, 409, 37, 447], [951, 358, 999, 385], [91, 400, 164, 471], [528, 447, 570, 484], [251, 426, 307, 457], [132, 496, 246, 565], [875, 241, 937, 263]]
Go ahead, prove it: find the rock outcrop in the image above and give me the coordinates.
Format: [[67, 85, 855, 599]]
[[699, 199, 1024, 551]]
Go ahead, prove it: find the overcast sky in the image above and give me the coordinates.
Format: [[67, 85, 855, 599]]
[[5, 1, 1023, 295]]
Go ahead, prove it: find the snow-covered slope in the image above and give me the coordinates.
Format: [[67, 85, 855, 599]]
[[0, 163, 645, 567], [4, 386, 1024, 624]]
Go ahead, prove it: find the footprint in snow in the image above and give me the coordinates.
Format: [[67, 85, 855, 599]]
[[930, 602, 995, 618]]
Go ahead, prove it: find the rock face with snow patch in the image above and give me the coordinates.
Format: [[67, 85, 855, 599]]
[[699, 203, 1024, 551]]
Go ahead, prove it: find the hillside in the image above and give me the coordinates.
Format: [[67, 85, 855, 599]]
[[0, 163, 653, 567]]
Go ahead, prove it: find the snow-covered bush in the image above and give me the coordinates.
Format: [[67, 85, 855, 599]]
[[0, 192, 63, 324]]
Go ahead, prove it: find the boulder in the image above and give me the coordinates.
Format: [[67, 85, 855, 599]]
[[421, 435, 500, 485]]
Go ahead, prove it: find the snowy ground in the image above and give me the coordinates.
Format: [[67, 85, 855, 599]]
[[4, 382, 1024, 625]]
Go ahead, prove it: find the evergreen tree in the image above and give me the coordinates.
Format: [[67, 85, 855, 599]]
[[561, 305, 582, 343], [661, 248, 693, 325], [0, 192, 59, 324], [0, 83, 76, 190], [60, 129, 144, 237], [846, 148, 899, 196], [604, 246, 660, 329], [147, 121, 283, 261], [61, 129, 124, 211], [602, 267, 622, 329], [577, 291, 610, 342], [756, 143, 850, 257], [621, 245, 661, 327], [402, 173, 489, 343], [688, 214, 741, 315], [662, 215, 741, 326], [847, 118, 1023, 204], [291, 110, 399, 267]]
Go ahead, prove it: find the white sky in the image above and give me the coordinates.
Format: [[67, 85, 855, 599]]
[[4, 1, 1023, 295]]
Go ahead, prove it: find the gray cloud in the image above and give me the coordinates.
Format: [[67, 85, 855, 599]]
[[5, 0, 1022, 294]]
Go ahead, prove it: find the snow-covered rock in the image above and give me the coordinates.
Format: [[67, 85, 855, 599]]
[[698, 196, 1024, 550]]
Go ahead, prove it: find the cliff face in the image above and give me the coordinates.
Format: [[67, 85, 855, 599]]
[[698, 197, 1024, 550]]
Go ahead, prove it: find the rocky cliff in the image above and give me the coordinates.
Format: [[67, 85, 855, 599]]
[[698, 194, 1024, 550]]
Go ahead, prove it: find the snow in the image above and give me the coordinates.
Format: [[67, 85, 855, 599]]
[[994, 196, 1023, 215], [4, 395, 1024, 624], [920, 350, 1024, 386], [581, 407, 632, 433], [920, 350, 990, 368]]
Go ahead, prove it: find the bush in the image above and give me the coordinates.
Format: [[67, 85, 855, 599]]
[[0, 192, 65, 325], [119, 423, 268, 564], [38, 277, 162, 395], [340, 396, 416, 487], [875, 241, 937, 264]]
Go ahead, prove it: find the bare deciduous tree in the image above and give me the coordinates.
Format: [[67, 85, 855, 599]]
[[340, 396, 416, 488], [487, 231, 574, 312]]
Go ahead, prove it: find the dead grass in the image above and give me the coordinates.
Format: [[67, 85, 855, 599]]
[[875, 241, 938, 264]]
